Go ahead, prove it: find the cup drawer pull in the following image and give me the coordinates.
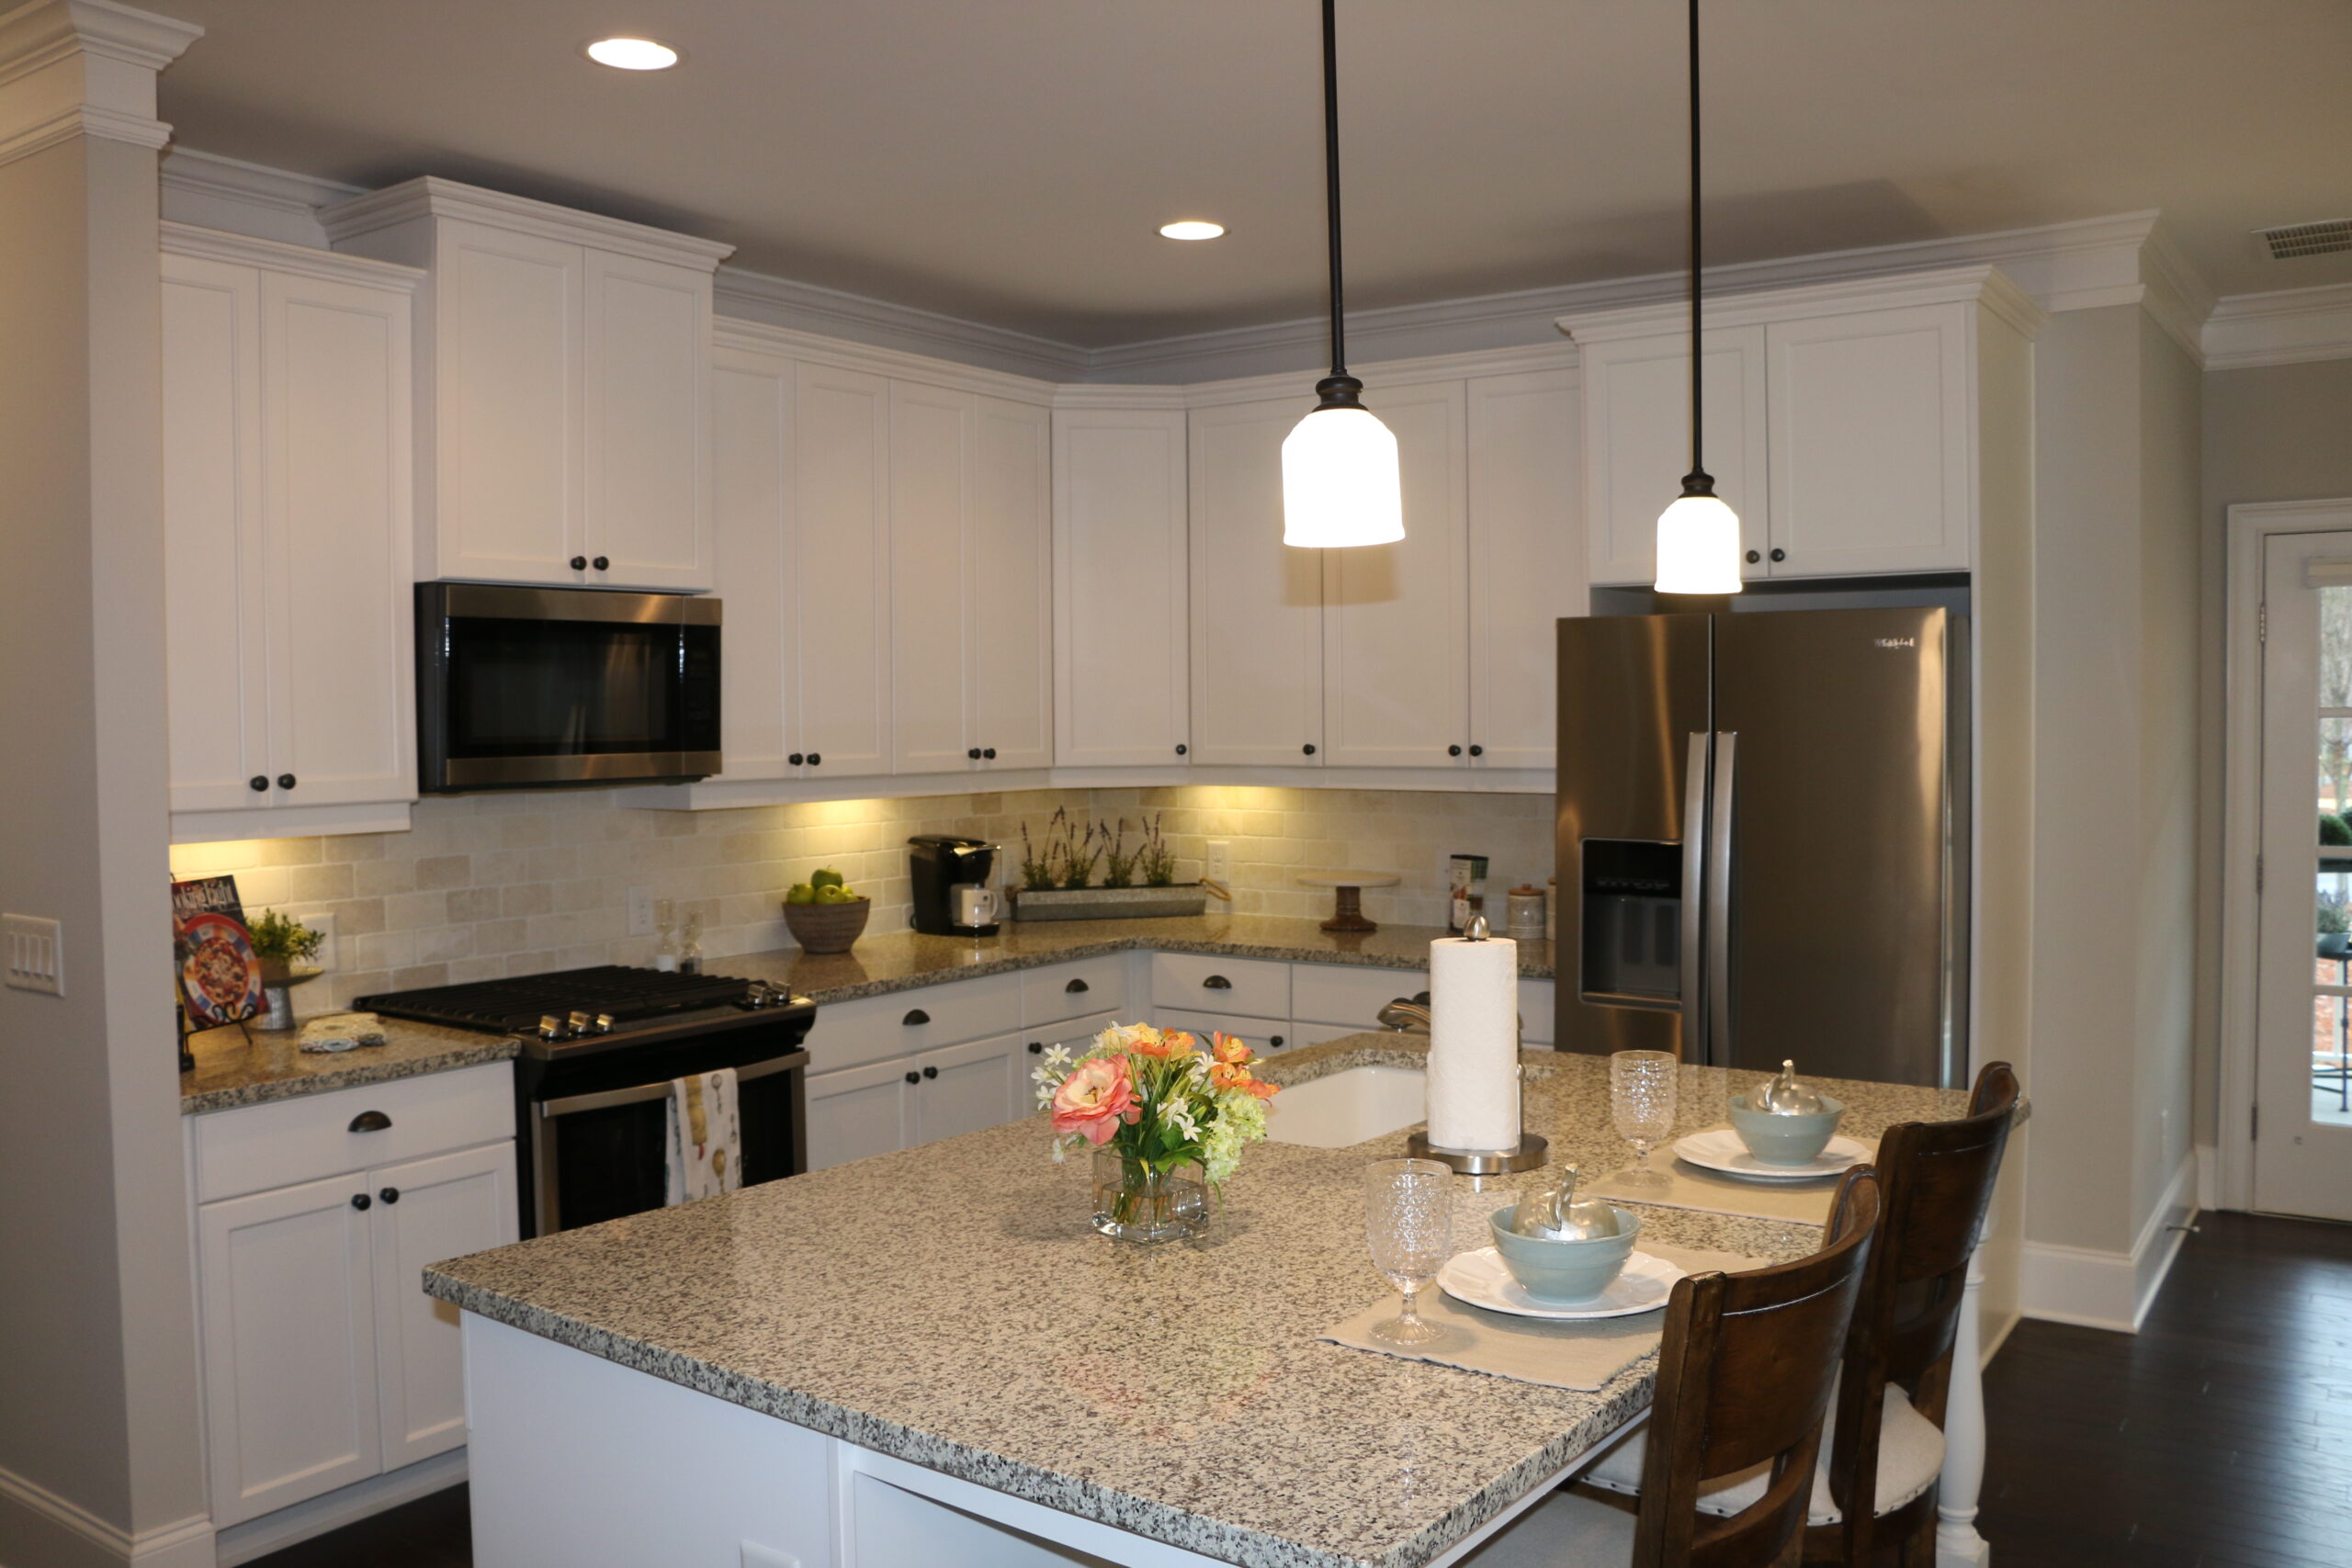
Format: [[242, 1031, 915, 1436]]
[[348, 1110, 392, 1133], [1202, 975, 1233, 990], [903, 1008, 931, 1026]]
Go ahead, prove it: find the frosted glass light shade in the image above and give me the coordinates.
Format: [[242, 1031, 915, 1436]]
[[1282, 406, 1404, 547], [1655, 492, 1745, 594]]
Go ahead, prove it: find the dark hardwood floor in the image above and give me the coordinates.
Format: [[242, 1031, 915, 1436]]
[[250, 1212, 2352, 1568]]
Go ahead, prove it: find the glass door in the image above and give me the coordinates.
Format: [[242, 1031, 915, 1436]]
[[2255, 532, 2352, 1220]]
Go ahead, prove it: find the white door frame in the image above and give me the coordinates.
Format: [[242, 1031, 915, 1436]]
[[2220, 498, 2352, 1210]]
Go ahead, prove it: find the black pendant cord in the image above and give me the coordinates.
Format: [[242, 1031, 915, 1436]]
[[1315, 0, 1363, 410], [1681, 0, 1713, 498]]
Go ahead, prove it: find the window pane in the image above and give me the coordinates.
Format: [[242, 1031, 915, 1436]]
[[2323, 586, 2352, 708], [2320, 719, 2352, 828], [2314, 993, 2352, 1128]]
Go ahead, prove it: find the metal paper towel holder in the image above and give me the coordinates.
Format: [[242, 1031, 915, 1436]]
[[1408, 915, 1550, 1173]]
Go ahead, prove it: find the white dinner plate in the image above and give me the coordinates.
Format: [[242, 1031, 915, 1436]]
[[1436, 1247, 1687, 1321], [1670, 1126, 1869, 1181]]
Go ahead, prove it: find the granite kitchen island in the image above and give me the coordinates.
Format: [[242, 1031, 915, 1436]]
[[425, 1039, 1998, 1568]]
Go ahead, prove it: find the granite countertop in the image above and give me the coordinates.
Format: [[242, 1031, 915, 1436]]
[[424, 1036, 1974, 1568], [179, 1017, 519, 1115], [715, 913, 1556, 1005]]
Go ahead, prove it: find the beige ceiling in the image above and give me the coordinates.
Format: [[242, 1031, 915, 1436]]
[[150, 0, 2352, 349]]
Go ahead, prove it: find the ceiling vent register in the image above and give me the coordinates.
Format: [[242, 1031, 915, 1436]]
[[2256, 219, 2352, 261]]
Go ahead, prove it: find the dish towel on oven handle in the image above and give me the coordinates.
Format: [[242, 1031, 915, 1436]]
[[664, 1067, 742, 1205]]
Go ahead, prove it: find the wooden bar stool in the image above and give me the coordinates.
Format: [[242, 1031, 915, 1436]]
[[1468, 1166, 1883, 1568]]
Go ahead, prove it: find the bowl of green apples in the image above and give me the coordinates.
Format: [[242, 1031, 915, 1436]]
[[781, 869, 870, 953]]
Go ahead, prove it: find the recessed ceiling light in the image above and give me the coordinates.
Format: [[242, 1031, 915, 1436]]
[[1159, 220, 1226, 242], [586, 37, 679, 71]]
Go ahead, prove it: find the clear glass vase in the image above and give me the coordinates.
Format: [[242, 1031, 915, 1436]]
[[1091, 1149, 1209, 1243]]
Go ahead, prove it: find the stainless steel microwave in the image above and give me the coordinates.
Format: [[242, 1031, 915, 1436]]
[[415, 583, 720, 793]]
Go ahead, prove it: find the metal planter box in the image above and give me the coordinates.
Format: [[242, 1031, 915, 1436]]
[[1007, 885, 1209, 922]]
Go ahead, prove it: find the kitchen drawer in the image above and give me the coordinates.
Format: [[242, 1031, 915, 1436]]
[[1285, 1018, 1385, 1051], [192, 1062, 514, 1204], [1021, 956, 1128, 1028], [1150, 953, 1289, 1021], [1156, 1006, 1294, 1055], [1519, 978, 1556, 1044], [800, 973, 1023, 1073], [1291, 963, 1428, 1029], [1026, 1009, 1121, 1059]]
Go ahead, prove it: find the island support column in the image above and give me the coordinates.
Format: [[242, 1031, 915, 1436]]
[[1936, 1244, 1992, 1566]]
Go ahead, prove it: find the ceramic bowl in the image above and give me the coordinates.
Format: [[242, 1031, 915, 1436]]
[[1727, 1090, 1847, 1166], [1488, 1203, 1642, 1303]]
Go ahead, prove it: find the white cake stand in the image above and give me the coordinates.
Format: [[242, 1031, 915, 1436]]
[[1297, 871, 1400, 933]]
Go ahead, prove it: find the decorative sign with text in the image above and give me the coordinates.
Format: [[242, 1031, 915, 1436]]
[[172, 875, 264, 1031]]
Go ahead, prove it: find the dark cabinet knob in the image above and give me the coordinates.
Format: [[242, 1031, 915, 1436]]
[[1065, 977, 1089, 994], [1175, 743, 1188, 756], [982, 747, 996, 760], [379, 1187, 401, 1205], [1302, 743, 1316, 756], [1770, 547, 1786, 562], [807, 753, 821, 765], [967, 748, 982, 760], [347, 1110, 391, 1133], [904, 1070, 921, 1085], [571, 556, 588, 570], [277, 773, 297, 790], [903, 1008, 930, 1026], [249, 775, 268, 792], [1468, 744, 1483, 758], [1027, 1041, 1044, 1055], [788, 753, 805, 766], [1202, 975, 1232, 990], [922, 1066, 939, 1080], [1271, 1034, 1284, 1048], [592, 556, 609, 571], [1745, 549, 1761, 564], [1448, 745, 1463, 757], [350, 1192, 371, 1212]]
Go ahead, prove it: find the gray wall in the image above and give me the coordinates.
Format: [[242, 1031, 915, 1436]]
[[2196, 357, 2352, 1145]]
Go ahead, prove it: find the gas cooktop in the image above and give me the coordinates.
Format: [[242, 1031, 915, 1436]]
[[355, 964, 799, 1041]]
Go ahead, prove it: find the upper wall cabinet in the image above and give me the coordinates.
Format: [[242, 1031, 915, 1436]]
[[322, 177, 733, 592], [1052, 403, 1190, 768], [1564, 265, 2042, 587], [1465, 368, 1583, 768], [162, 226, 421, 839]]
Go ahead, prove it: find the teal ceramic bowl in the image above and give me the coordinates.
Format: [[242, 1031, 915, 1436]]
[[1488, 1203, 1643, 1303], [1728, 1091, 1847, 1166]]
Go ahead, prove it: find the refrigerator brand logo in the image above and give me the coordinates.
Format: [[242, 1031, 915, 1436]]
[[1874, 637, 1917, 649]]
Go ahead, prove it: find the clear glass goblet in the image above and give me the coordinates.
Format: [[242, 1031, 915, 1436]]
[[1363, 1158, 1453, 1346], [1611, 1049, 1679, 1189]]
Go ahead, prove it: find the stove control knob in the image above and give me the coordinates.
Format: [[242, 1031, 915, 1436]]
[[594, 1013, 616, 1034], [537, 1014, 566, 1042], [568, 1010, 594, 1036]]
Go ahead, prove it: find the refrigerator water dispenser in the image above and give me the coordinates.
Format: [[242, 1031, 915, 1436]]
[[1579, 840, 1681, 1003]]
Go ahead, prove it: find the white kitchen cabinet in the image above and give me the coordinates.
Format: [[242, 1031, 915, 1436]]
[[162, 230, 418, 832], [806, 1059, 918, 1171], [790, 360, 895, 778], [1575, 326, 1769, 587], [1320, 381, 1471, 768], [890, 380, 977, 775], [369, 1141, 517, 1470], [968, 396, 1054, 770], [1052, 404, 1191, 767], [709, 344, 796, 779], [912, 1032, 1030, 1145], [1466, 368, 1583, 768], [1156, 1006, 1294, 1055], [322, 177, 730, 591], [1189, 397, 1325, 765]]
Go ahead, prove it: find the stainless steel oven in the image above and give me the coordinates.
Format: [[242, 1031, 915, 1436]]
[[416, 582, 720, 793]]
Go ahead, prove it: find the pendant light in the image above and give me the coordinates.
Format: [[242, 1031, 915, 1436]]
[[1281, 0, 1403, 548], [1653, 0, 1742, 595]]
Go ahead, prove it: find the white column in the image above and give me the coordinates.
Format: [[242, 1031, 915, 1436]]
[[1936, 1244, 1992, 1567]]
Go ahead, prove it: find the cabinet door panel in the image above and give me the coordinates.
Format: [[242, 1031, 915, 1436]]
[[970, 396, 1053, 770], [1053, 408, 1190, 766], [162, 255, 269, 813], [1190, 398, 1323, 765], [1580, 328, 1766, 586], [806, 1059, 916, 1170], [710, 349, 794, 779], [370, 1141, 516, 1470], [583, 251, 712, 589], [262, 270, 415, 808], [1321, 381, 1469, 768], [198, 1174, 380, 1526], [1468, 369, 1582, 768], [912, 1032, 1026, 1145], [1765, 305, 1970, 575], [889, 381, 975, 774], [433, 220, 582, 583], [791, 362, 892, 776]]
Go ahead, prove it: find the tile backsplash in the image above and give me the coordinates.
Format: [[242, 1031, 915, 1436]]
[[170, 785, 1555, 1014]]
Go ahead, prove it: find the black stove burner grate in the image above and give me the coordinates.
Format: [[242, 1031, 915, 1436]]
[[355, 964, 752, 1033]]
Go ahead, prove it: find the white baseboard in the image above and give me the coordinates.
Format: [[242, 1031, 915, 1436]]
[[2194, 1142, 2220, 1211], [2018, 1151, 2199, 1333], [0, 1463, 213, 1568], [212, 1449, 465, 1568]]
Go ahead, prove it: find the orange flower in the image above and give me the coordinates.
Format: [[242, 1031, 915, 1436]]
[[1164, 1031, 1198, 1057], [1211, 1032, 1253, 1066], [1243, 1077, 1279, 1100], [1209, 1061, 1250, 1090]]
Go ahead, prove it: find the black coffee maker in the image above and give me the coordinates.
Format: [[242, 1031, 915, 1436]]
[[907, 835, 1001, 936]]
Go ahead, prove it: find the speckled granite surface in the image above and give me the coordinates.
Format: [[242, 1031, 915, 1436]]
[[424, 1036, 1981, 1568], [179, 1018, 519, 1115]]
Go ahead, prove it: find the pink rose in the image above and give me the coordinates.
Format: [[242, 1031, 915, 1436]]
[[1051, 1056, 1141, 1145]]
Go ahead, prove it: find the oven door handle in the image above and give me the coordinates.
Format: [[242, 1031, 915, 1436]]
[[537, 1048, 809, 1120]]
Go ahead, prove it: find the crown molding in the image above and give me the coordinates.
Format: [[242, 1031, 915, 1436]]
[[1182, 339, 1579, 408], [1050, 381, 1193, 411], [160, 146, 359, 247], [322, 175, 736, 271], [1560, 263, 2050, 347], [0, 0, 200, 85], [713, 312, 1058, 401], [713, 265, 1088, 382], [162, 218, 424, 289], [2202, 282, 2352, 370]]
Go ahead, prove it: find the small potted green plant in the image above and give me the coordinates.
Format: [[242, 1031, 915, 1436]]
[[248, 909, 325, 1028], [781, 867, 870, 953], [1007, 811, 1206, 921]]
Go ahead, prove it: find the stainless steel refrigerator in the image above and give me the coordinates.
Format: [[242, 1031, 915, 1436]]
[[1555, 606, 1968, 1088]]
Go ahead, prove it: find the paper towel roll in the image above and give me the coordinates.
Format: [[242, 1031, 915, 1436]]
[[1427, 934, 1521, 1152]]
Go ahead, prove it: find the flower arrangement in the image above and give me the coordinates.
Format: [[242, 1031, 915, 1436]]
[[1035, 1022, 1281, 1239]]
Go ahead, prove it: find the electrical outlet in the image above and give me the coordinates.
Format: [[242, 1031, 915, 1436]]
[[628, 885, 656, 937], [3, 914, 62, 996], [1204, 839, 1233, 886], [281, 908, 338, 972]]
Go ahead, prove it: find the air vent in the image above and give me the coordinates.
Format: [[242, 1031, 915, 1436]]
[[2256, 220, 2352, 261]]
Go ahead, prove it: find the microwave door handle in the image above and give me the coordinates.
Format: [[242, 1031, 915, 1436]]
[[536, 1048, 809, 1120], [1680, 730, 1709, 1061], [1706, 731, 1738, 1069]]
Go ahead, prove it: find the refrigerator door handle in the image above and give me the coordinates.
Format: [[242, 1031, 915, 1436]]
[[1679, 730, 1710, 1058], [1706, 731, 1738, 1067]]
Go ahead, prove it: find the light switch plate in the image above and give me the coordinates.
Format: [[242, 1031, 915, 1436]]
[[1204, 839, 1232, 886], [278, 908, 338, 973], [4, 914, 62, 996], [628, 886, 656, 937]]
